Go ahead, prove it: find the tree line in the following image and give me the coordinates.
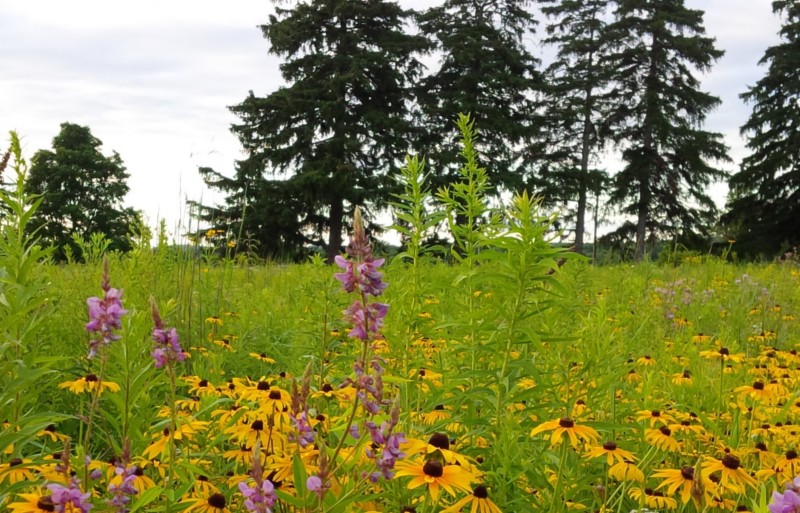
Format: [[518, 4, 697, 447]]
[[13, 0, 800, 262]]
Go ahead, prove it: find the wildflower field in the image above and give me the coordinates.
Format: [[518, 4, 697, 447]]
[[2, 134, 800, 513]]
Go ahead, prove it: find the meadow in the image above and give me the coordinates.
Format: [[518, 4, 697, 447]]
[[2, 136, 800, 513]]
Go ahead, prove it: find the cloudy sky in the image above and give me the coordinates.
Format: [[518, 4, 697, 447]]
[[0, 0, 783, 240]]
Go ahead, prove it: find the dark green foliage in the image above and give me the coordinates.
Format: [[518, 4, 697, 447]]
[[205, 0, 428, 263], [603, 0, 730, 260], [416, 0, 542, 193], [26, 123, 138, 260], [536, 0, 613, 253], [725, 0, 800, 257]]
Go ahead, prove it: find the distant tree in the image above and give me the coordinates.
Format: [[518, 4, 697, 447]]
[[212, 0, 428, 263], [416, 0, 542, 193], [536, 0, 614, 253], [725, 0, 800, 256], [603, 0, 730, 260], [26, 123, 138, 260]]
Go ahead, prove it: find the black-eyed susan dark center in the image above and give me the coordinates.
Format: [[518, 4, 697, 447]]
[[208, 493, 226, 508], [659, 426, 672, 436], [268, 390, 281, 400], [257, 381, 270, 391], [85, 373, 98, 382], [753, 381, 765, 390], [9, 457, 22, 466], [786, 450, 798, 460], [251, 420, 264, 431], [422, 460, 444, 478], [473, 484, 489, 498], [721, 454, 740, 470], [559, 417, 575, 428], [322, 383, 334, 393], [428, 432, 450, 450], [602, 441, 617, 451], [37, 496, 56, 512], [680, 466, 694, 480]]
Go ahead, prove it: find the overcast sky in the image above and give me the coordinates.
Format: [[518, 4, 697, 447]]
[[0, 0, 783, 240]]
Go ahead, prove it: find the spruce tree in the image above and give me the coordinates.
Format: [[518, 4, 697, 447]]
[[213, 0, 427, 262], [416, 0, 541, 193], [725, 0, 800, 256], [604, 0, 730, 260], [537, 0, 613, 254]]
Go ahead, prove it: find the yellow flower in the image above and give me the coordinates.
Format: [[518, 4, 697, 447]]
[[637, 355, 656, 366], [418, 405, 451, 425], [395, 459, 475, 501], [249, 352, 276, 364], [441, 485, 503, 513], [701, 454, 756, 492], [530, 417, 599, 448], [734, 381, 777, 402], [652, 466, 713, 505], [636, 409, 675, 426], [181, 492, 230, 513], [205, 315, 223, 326], [628, 487, 677, 510], [608, 460, 644, 482], [584, 441, 636, 466], [7, 492, 75, 513], [0, 458, 38, 484], [58, 374, 120, 395], [671, 370, 693, 385], [645, 426, 681, 452], [699, 347, 746, 363]]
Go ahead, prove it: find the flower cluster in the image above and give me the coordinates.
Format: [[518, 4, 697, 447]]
[[86, 261, 127, 358], [150, 300, 186, 369], [107, 464, 139, 512], [47, 479, 93, 513], [770, 476, 800, 513]]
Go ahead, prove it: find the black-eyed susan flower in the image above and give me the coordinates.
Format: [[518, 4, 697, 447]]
[[530, 417, 599, 448], [734, 381, 776, 402], [248, 352, 276, 364], [701, 454, 756, 492], [0, 458, 38, 484], [608, 459, 644, 482], [226, 418, 282, 449], [36, 424, 69, 443], [109, 465, 157, 493], [182, 492, 230, 513], [58, 373, 120, 395], [7, 493, 61, 513], [773, 450, 800, 482], [645, 426, 681, 452], [637, 355, 656, 366], [440, 484, 503, 513], [418, 404, 451, 425], [653, 465, 713, 505], [700, 347, 746, 363], [143, 420, 209, 460], [628, 487, 677, 510], [636, 409, 675, 426], [671, 370, 693, 385], [395, 459, 475, 501], [205, 315, 223, 326], [584, 441, 636, 466]]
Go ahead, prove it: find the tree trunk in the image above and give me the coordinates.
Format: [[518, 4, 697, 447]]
[[326, 197, 344, 264], [576, 85, 593, 254], [635, 33, 660, 262]]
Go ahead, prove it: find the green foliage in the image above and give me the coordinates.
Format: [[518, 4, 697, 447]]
[[603, 0, 731, 260], [416, 0, 542, 195], [25, 122, 140, 261], [0, 133, 65, 505], [537, 0, 613, 253], [724, 0, 800, 257], [199, 0, 429, 263]]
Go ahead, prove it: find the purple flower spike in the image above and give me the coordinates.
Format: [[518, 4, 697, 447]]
[[85, 265, 127, 358]]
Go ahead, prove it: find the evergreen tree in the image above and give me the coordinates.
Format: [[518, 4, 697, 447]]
[[416, 0, 541, 193], [725, 0, 800, 256], [536, 0, 613, 253], [211, 0, 427, 263], [604, 0, 730, 260], [26, 123, 138, 260]]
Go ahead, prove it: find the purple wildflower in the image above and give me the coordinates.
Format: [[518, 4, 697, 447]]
[[108, 465, 139, 512], [238, 479, 277, 513], [47, 480, 93, 513], [343, 301, 388, 341], [290, 412, 316, 448], [770, 490, 800, 513], [150, 301, 186, 369], [306, 475, 324, 498], [85, 262, 127, 358]]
